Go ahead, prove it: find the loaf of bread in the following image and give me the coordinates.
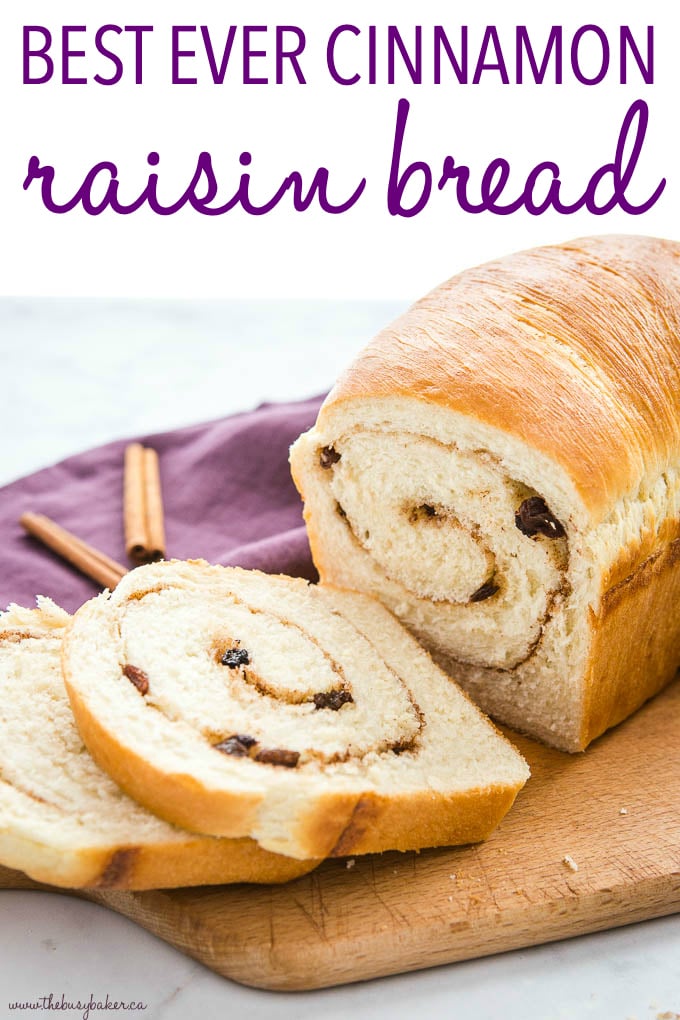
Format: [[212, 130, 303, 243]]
[[62, 561, 529, 860], [290, 235, 680, 752], [0, 600, 319, 888]]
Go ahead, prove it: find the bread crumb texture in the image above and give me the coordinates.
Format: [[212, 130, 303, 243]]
[[62, 560, 529, 859]]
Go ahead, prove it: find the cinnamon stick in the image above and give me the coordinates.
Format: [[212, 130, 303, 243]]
[[20, 513, 127, 590], [124, 443, 166, 565]]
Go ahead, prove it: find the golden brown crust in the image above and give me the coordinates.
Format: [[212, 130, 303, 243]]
[[5, 830, 319, 890], [67, 676, 521, 861], [85, 835, 318, 889], [63, 679, 263, 841], [62, 614, 364, 860], [580, 532, 680, 749], [319, 236, 680, 520], [62, 570, 528, 859], [0, 611, 319, 890], [329, 784, 523, 856], [96, 848, 139, 887], [293, 235, 680, 753], [64, 648, 366, 861], [289, 790, 369, 859], [599, 515, 680, 592]]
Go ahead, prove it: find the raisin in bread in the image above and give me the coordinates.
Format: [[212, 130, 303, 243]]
[[62, 561, 529, 861], [0, 600, 318, 888], [290, 235, 680, 752]]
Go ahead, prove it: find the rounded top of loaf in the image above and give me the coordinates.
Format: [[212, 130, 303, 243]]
[[320, 235, 680, 518]]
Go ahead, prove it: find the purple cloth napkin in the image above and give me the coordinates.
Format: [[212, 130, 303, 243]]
[[0, 394, 324, 614]]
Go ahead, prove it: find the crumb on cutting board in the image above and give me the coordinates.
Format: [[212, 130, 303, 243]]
[[562, 854, 579, 872]]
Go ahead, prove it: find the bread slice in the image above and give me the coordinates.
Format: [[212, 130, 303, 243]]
[[0, 600, 318, 888], [62, 560, 529, 861], [290, 235, 680, 752]]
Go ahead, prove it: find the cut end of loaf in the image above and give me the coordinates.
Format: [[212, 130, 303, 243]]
[[290, 401, 592, 752], [290, 236, 680, 753]]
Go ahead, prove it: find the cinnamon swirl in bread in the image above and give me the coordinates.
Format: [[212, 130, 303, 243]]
[[290, 235, 680, 751], [0, 600, 318, 888], [62, 561, 528, 860]]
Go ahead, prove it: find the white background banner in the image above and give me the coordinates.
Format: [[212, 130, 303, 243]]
[[1, 0, 677, 299]]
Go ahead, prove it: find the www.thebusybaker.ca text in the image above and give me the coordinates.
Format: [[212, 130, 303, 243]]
[[8, 992, 147, 1020]]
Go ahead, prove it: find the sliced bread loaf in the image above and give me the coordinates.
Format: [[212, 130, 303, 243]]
[[290, 235, 680, 752], [0, 599, 318, 888], [62, 561, 529, 861]]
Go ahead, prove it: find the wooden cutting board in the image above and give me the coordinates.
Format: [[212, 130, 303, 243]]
[[2, 680, 679, 991]]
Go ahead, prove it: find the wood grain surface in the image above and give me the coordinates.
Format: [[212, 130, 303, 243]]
[[2, 679, 679, 991]]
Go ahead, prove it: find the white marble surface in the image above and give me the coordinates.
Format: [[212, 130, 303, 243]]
[[0, 299, 679, 1020], [0, 297, 404, 486]]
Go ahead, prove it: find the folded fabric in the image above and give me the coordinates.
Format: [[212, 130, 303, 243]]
[[0, 395, 323, 612]]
